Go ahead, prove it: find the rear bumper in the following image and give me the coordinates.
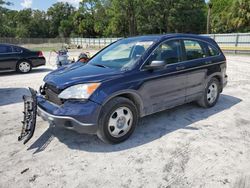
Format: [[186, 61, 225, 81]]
[[31, 57, 46, 67], [37, 95, 101, 134]]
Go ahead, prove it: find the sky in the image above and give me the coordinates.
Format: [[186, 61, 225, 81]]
[[5, 0, 82, 11]]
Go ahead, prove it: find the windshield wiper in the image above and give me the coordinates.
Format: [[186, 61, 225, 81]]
[[92, 64, 109, 68]]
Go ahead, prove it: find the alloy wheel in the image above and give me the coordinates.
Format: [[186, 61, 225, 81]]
[[108, 107, 133, 138], [207, 82, 218, 104], [19, 62, 31, 73]]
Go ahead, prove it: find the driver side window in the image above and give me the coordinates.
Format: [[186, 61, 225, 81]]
[[147, 40, 182, 65]]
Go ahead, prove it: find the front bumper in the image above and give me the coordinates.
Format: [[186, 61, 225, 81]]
[[37, 95, 101, 134]]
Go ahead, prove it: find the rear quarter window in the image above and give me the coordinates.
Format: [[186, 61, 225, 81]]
[[12, 46, 23, 53], [207, 44, 220, 56]]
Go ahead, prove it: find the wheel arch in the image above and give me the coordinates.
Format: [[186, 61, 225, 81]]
[[101, 90, 144, 117], [206, 73, 223, 92]]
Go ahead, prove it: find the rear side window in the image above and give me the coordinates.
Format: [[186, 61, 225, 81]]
[[208, 45, 220, 56], [13, 46, 23, 53], [183, 40, 206, 60], [0, 45, 12, 54], [147, 40, 182, 65]]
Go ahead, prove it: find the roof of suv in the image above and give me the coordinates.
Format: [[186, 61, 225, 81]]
[[127, 33, 213, 43]]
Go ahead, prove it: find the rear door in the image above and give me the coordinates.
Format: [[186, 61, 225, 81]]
[[181, 39, 210, 102], [0, 44, 15, 70], [139, 39, 187, 115]]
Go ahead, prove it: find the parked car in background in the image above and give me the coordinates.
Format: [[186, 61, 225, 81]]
[[0, 44, 46, 73]]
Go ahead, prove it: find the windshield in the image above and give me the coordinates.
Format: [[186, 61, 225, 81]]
[[88, 38, 156, 70]]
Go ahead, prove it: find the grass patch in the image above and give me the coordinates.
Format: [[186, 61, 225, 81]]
[[28, 47, 60, 52]]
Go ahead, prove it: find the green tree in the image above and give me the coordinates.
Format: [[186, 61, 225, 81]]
[[0, 0, 12, 6], [228, 0, 250, 32], [210, 0, 250, 33], [210, 0, 233, 33], [167, 0, 206, 33], [59, 18, 74, 37], [0, 0, 14, 37], [29, 10, 50, 37], [14, 9, 32, 38], [137, 0, 206, 35], [73, 0, 97, 37], [47, 2, 75, 37], [72, 0, 109, 37], [93, 0, 110, 37], [106, 0, 138, 36], [5, 0, 250, 38]]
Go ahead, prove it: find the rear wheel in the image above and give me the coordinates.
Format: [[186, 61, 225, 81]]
[[97, 97, 138, 144], [17, 61, 32, 73], [198, 78, 220, 108]]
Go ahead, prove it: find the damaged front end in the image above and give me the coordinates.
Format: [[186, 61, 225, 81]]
[[18, 88, 37, 144]]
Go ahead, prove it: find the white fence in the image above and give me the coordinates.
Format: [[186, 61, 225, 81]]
[[1, 33, 250, 53], [204, 33, 250, 47], [70, 38, 121, 48], [204, 33, 250, 53], [71, 33, 250, 53]]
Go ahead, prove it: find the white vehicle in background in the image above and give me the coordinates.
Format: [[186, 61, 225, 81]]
[[54, 48, 70, 68]]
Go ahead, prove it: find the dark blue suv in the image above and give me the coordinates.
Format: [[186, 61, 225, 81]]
[[37, 34, 227, 144]]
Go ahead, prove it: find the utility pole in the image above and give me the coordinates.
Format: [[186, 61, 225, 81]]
[[207, 2, 213, 34]]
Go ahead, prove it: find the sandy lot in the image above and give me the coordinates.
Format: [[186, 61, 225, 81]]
[[0, 52, 250, 188]]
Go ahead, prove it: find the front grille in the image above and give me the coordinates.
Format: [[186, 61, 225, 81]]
[[46, 84, 61, 94], [45, 84, 63, 105]]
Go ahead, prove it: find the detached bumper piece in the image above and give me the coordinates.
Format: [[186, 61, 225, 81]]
[[18, 88, 37, 144]]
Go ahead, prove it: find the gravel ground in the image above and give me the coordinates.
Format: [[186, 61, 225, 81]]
[[0, 52, 250, 188]]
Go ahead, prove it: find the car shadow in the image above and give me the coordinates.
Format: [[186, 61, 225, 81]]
[[28, 94, 242, 153], [0, 88, 30, 106], [0, 67, 53, 76]]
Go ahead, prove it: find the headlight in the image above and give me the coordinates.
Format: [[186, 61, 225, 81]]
[[58, 83, 100, 99]]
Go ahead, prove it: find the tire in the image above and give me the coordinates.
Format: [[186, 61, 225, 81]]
[[97, 97, 138, 144], [197, 77, 220, 108], [17, 61, 32, 73]]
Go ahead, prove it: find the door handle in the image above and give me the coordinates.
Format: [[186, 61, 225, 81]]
[[205, 61, 212, 65], [176, 66, 185, 71]]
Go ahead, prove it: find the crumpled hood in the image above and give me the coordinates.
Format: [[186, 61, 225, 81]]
[[44, 63, 121, 90]]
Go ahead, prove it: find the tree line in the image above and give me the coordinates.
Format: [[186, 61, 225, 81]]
[[0, 0, 249, 38], [210, 0, 250, 33]]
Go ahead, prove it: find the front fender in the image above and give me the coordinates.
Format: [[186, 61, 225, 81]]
[[92, 87, 145, 117]]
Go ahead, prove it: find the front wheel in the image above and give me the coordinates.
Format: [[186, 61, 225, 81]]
[[97, 97, 138, 144], [198, 78, 220, 108]]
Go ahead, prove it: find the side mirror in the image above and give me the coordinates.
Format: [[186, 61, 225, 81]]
[[144, 60, 166, 70]]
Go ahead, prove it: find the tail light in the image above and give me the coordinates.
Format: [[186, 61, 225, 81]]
[[38, 51, 44, 57]]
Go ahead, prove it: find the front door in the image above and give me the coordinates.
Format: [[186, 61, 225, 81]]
[[138, 39, 188, 116]]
